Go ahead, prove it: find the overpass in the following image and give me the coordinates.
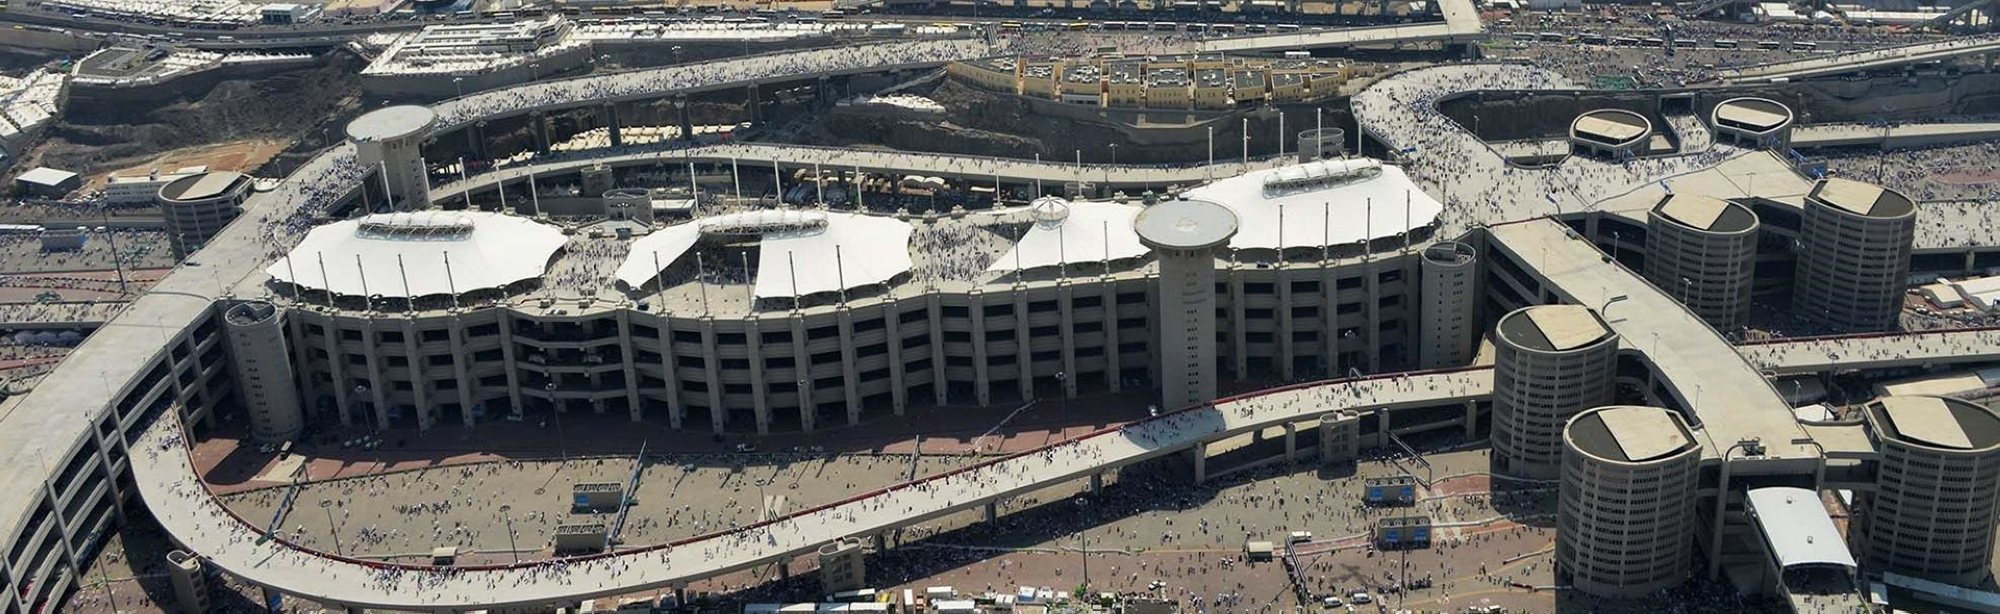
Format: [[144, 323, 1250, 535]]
[[1485, 218, 1813, 461], [1790, 121, 2000, 149], [434, 143, 1290, 199], [1197, 0, 1480, 52], [427, 39, 990, 133], [135, 368, 1490, 612], [1736, 327, 2000, 375], [1715, 35, 2000, 83]]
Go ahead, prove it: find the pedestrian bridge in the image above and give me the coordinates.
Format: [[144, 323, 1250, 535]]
[[1736, 327, 2000, 376], [1198, 0, 1481, 52], [135, 368, 1490, 613], [1791, 122, 2000, 149], [1715, 36, 2000, 83]]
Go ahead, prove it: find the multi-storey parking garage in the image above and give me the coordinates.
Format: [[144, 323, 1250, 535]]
[[11, 31, 2000, 614]]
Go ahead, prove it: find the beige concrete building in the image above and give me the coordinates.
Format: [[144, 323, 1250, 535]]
[[348, 105, 436, 211], [1792, 178, 1915, 332], [157, 171, 251, 259], [1558, 405, 1700, 598], [1417, 241, 1477, 369], [1645, 194, 1759, 331], [1710, 97, 1794, 150], [1134, 198, 1239, 411], [1492, 305, 1618, 479], [223, 301, 304, 443], [1860, 395, 2000, 585]]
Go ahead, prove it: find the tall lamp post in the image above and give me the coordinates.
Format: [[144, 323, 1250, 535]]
[[320, 500, 343, 556], [499, 504, 520, 563], [546, 382, 567, 463]]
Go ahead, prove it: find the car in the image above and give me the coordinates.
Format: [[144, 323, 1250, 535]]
[[733, 443, 757, 452]]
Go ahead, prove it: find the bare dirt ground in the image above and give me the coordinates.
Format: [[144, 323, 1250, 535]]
[[86, 138, 292, 190]]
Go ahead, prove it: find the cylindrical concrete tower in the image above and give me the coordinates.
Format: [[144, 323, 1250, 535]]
[[1645, 194, 1759, 331], [1134, 198, 1239, 411], [1710, 97, 1795, 150], [1295, 127, 1346, 162], [224, 300, 304, 443], [347, 105, 437, 211], [156, 171, 252, 259], [1558, 405, 1700, 598], [1793, 178, 1915, 332], [1861, 395, 2000, 585], [1492, 305, 1618, 479], [1417, 241, 1478, 369]]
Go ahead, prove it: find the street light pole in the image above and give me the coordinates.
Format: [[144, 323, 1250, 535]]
[[500, 504, 519, 563], [321, 500, 343, 556]]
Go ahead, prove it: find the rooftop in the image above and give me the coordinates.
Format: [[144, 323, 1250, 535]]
[[1133, 198, 1239, 250], [1869, 396, 2000, 451], [1652, 194, 1757, 234], [266, 211, 568, 299], [1746, 486, 1857, 570], [1566, 405, 1695, 463], [347, 105, 437, 142], [1498, 304, 1612, 352], [1713, 97, 1793, 132], [1808, 177, 1915, 219], [1570, 109, 1651, 145], [160, 171, 248, 202]]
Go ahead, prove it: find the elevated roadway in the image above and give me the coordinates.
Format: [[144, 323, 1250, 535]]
[[1736, 327, 2000, 375], [1715, 35, 2000, 83], [135, 368, 1490, 612], [428, 39, 989, 132], [1791, 121, 2000, 149], [1197, 0, 1481, 52], [434, 143, 1288, 197], [1486, 218, 1813, 461]]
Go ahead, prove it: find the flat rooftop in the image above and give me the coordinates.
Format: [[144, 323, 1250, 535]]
[[1497, 304, 1611, 352], [1571, 110, 1650, 145], [1568, 405, 1695, 463], [1714, 98, 1792, 131], [1870, 396, 2000, 451], [161, 171, 248, 202], [1809, 177, 1914, 219], [347, 105, 437, 142], [1653, 194, 1756, 233]]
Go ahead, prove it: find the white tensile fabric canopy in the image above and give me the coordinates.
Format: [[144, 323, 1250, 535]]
[[268, 211, 567, 298]]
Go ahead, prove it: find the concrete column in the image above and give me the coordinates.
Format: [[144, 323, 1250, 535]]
[[746, 316, 773, 434], [402, 320, 432, 431], [885, 299, 909, 416], [928, 294, 949, 407], [791, 315, 815, 433], [971, 289, 992, 407], [983, 501, 998, 522], [1366, 261, 1382, 373], [778, 557, 791, 580], [532, 112, 551, 155], [1228, 263, 1248, 380], [1058, 281, 1079, 399], [1193, 441, 1208, 483], [1463, 400, 1479, 438], [1101, 277, 1122, 393], [448, 318, 477, 426], [470, 121, 489, 161], [874, 532, 888, 550], [604, 103, 622, 147], [699, 317, 727, 434], [657, 317, 686, 429], [618, 313, 642, 422], [746, 84, 762, 122], [1013, 289, 1033, 402], [1375, 408, 1392, 447], [344, 606, 362, 614], [676, 96, 694, 141], [360, 322, 392, 428], [837, 307, 863, 426], [1090, 472, 1103, 494], [1284, 423, 1296, 462], [319, 317, 353, 427], [1277, 265, 1296, 381]]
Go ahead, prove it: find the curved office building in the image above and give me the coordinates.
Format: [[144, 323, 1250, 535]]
[[1861, 395, 2000, 585], [1492, 305, 1618, 479], [1792, 178, 1916, 332], [1558, 405, 1700, 598], [1645, 194, 1759, 330]]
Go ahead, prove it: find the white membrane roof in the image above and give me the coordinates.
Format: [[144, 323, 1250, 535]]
[[268, 211, 567, 298], [987, 201, 1149, 273], [752, 212, 914, 299], [1179, 160, 1443, 251]]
